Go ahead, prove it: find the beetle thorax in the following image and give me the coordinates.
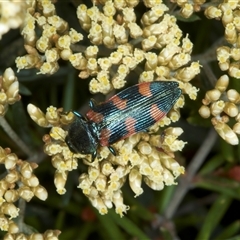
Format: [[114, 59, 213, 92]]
[[65, 117, 98, 155]]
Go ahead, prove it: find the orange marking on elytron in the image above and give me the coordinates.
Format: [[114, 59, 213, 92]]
[[111, 95, 127, 110], [86, 110, 104, 123], [150, 104, 166, 122], [99, 128, 111, 146], [124, 117, 137, 138], [138, 82, 152, 97]]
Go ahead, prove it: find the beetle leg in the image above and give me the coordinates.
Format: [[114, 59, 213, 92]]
[[89, 99, 97, 109], [91, 150, 97, 160], [73, 110, 84, 118], [108, 146, 117, 156]]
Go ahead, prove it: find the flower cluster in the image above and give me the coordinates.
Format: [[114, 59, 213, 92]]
[[199, 75, 240, 145], [27, 102, 185, 217], [0, 146, 48, 235], [15, 0, 83, 75], [0, 1, 27, 39], [198, 1, 240, 144], [4, 230, 61, 240], [0, 68, 21, 116], [205, 2, 240, 79], [27, 104, 81, 195], [15, 0, 200, 99], [0, 66, 60, 238], [21, 0, 200, 217], [75, 2, 200, 96]]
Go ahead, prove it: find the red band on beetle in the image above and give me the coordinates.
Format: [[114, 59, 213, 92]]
[[111, 95, 127, 110], [124, 117, 137, 138], [100, 128, 111, 146], [150, 104, 166, 122], [87, 110, 104, 123], [138, 83, 152, 97]]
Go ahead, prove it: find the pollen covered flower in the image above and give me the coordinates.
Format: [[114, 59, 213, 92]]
[[22, 0, 202, 217], [16, 2, 83, 75], [199, 75, 240, 145], [32, 100, 185, 217]]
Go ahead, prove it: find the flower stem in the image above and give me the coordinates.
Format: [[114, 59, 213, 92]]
[[0, 116, 32, 157], [164, 128, 218, 219]]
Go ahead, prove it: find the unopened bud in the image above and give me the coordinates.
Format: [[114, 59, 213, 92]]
[[205, 89, 221, 102], [199, 105, 211, 118], [1, 202, 20, 219], [18, 186, 34, 202], [4, 190, 19, 202], [227, 89, 240, 103], [129, 168, 143, 197], [213, 121, 239, 145], [211, 100, 225, 116], [21, 174, 39, 187], [54, 171, 67, 195], [8, 220, 19, 234], [224, 102, 238, 117], [32, 185, 48, 201], [138, 141, 152, 155], [27, 104, 49, 127], [215, 75, 229, 92], [233, 122, 240, 135]]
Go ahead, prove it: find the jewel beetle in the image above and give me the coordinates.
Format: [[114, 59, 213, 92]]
[[65, 81, 182, 159]]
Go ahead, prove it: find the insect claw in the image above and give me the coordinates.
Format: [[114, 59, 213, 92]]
[[92, 150, 97, 160], [108, 146, 117, 156], [73, 111, 84, 119], [89, 99, 97, 109]]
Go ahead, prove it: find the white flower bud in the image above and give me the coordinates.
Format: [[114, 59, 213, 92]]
[[224, 102, 238, 117], [1, 202, 20, 219], [213, 121, 239, 145], [210, 101, 225, 116], [144, 176, 164, 190], [32, 185, 48, 201], [54, 171, 67, 195], [129, 168, 143, 197], [227, 89, 240, 103], [215, 75, 229, 92]]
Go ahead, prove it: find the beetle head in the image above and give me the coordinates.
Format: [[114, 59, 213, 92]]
[[65, 113, 98, 157]]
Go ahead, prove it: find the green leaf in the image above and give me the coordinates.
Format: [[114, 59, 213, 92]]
[[97, 211, 125, 239], [124, 191, 153, 221], [224, 235, 240, 240], [220, 139, 235, 162], [19, 82, 32, 95], [77, 222, 96, 240], [60, 222, 95, 240], [108, 210, 150, 239], [11, 101, 35, 149], [187, 114, 211, 127], [196, 194, 232, 240], [214, 220, 240, 240], [195, 176, 240, 200], [63, 67, 75, 111], [160, 227, 174, 240], [199, 154, 225, 175], [158, 185, 176, 213], [55, 210, 66, 229]]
